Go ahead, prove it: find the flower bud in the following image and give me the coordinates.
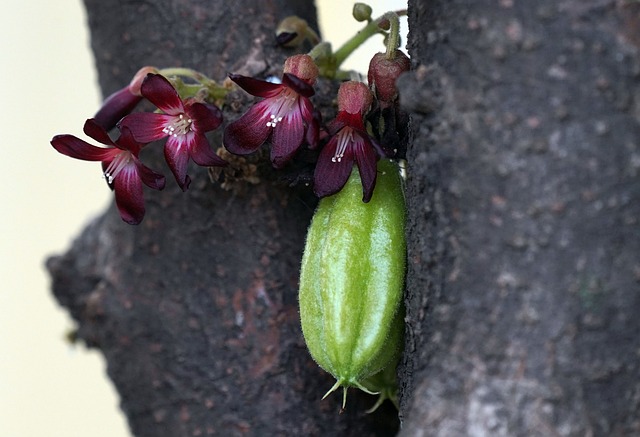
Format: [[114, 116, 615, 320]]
[[94, 66, 156, 131], [352, 3, 373, 22], [367, 50, 410, 108], [337, 81, 373, 115], [377, 18, 391, 31], [128, 66, 159, 96], [283, 54, 319, 85]]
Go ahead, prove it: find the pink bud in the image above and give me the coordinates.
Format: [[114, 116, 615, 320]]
[[283, 54, 319, 85], [337, 81, 373, 115], [128, 66, 159, 96], [367, 50, 411, 108]]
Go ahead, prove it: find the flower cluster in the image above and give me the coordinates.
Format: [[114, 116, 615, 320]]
[[223, 49, 409, 202], [51, 69, 226, 224], [52, 6, 410, 223]]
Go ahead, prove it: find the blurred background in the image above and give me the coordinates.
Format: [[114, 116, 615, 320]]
[[0, 1, 407, 435]]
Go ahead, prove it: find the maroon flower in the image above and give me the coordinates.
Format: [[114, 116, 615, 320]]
[[223, 54, 319, 168], [119, 73, 226, 190], [314, 81, 379, 202], [94, 66, 159, 131], [51, 118, 166, 225]]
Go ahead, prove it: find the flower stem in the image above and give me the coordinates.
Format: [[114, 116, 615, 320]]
[[332, 9, 407, 69], [158, 67, 229, 103], [159, 67, 209, 83], [385, 12, 400, 59]]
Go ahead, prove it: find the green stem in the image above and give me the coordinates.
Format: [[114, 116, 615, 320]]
[[206, 84, 230, 100], [332, 9, 406, 68], [158, 67, 229, 102], [385, 12, 400, 59], [158, 67, 209, 83], [307, 41, 333, 61]]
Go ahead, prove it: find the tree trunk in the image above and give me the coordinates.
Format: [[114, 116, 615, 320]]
[[398, 1, 640, 436], [47, 0, 640, 436]]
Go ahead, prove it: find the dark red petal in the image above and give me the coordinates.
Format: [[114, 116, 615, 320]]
[[116, 126, 144, 155], [229, 74, 282, 98], [83, 118, 116, 147], [282, 73, 315, 98], [134, 158, 166, 191], [270, 106, 304, 168], [51, 134, 117, 162], [94, 87, 143, 131], [313, 136, 354, 198], [140, 74, 184, 115], [354, 138, 378, 202], [223, 102, 271, 155], [164, 136, 191, 191], [112, 163, 145, 224], [119, 112, 175, 143], [188, 133, 227, 167], [300, 100, 320, 149], [298, 96, 314, 122], [186, 102, 223, 133], [325, 117, 347, 136]]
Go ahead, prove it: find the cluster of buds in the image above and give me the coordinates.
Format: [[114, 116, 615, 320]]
[[51, 5, 410, 224]]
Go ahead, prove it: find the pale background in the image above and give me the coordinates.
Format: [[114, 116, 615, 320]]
[[0, 1, 407, 435]]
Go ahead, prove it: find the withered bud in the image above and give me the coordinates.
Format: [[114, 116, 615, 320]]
[[276, 16, 312, 48], [377, 18, 391, 31]]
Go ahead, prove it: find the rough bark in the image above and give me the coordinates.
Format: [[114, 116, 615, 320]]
[[47, 1, 399, 436], [398, 1, 640, 436]]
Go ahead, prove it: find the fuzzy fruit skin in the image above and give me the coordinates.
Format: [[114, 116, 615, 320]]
[[299, 159, 406, 394]]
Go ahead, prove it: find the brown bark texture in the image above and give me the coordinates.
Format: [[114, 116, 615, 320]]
[[398, 1, 640, 436], [45, 0, 640, 436]]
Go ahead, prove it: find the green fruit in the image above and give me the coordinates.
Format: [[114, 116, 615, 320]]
[[299, 159, 406, 407]]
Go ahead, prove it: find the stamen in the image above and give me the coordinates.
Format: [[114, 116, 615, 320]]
[[162, 113, 193, 137], [331, 128, 353, 163], [103, 152, 132, 184], [266, 114, 284, 128], [264, 88, 297, 128]]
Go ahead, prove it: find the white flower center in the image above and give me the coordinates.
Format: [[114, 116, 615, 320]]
[[265, 88, 298, 128], [331, 128, 354, 163], [163, 113, 193, 137], [104, 151, 133, 184]]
